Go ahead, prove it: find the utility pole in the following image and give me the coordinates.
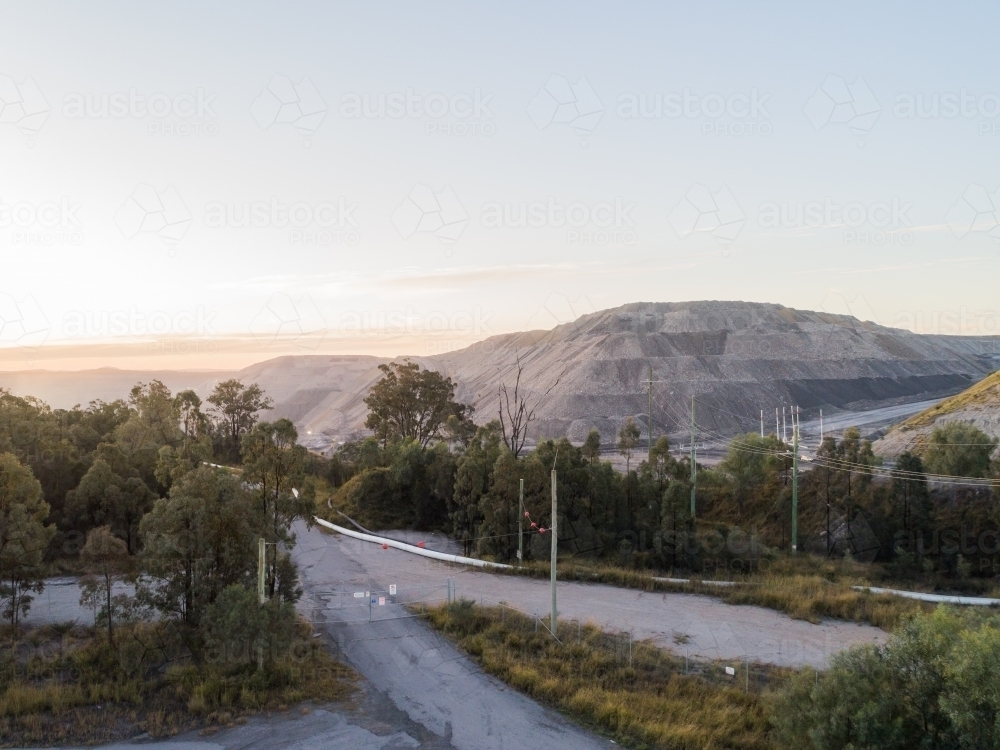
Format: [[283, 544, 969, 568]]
[[782, 407, 787, 444], [689, 396, 697, 520], [792, 423, 799, 552], [550, 467, 558, 636], [257, 537, 266, 604], [760, 410, 764, 438], [775, 408, 779, 438], [647, 364, 653, 463], [518, 478, 524, 567], [820, 409, 824, 441]]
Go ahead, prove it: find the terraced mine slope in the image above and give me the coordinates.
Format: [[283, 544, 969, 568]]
[[245, 301, 1000, 450]]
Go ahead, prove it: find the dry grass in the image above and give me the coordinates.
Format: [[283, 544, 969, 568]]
[[422, 599, 785, 750], [0, 621, 355, 747], [891, 370, 1000, 432], [713, 575, 926, 629], [498, 556, 926, 630]]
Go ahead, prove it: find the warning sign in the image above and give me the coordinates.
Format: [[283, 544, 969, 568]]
[[389, 584, 397, 596], [378, 597, 386, 606]]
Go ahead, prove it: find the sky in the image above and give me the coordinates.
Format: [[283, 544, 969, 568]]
[[2, 1, 999, 370]]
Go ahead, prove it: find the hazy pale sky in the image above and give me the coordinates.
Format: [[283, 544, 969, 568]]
[[2, 1, 999, 370]]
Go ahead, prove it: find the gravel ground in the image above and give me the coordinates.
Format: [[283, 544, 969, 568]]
[[21, 578, 134, 627], [323, 523, 887, 669]]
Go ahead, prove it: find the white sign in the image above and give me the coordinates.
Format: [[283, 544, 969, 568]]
[[389, 585, 397, 596], [378, 596, 386, 606], [353, 592, 364, 598], [725, 666, 736, 676]]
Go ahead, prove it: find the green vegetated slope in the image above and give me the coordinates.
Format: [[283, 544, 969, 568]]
[[877, 370, 1000, 457], [896, 370, 1000, 430]]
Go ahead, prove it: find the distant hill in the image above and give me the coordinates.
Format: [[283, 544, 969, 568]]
[[3, 301, 998, 453], [242, 301, 1000, 450], [874, 370, 1000, 458], [0, 368, 236, 408]]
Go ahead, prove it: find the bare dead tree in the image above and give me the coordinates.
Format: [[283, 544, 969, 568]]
[[497, 351, 563, 458]]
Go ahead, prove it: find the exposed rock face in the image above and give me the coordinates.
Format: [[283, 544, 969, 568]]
[[874, 371, 1000, 458], [244, 301, 999, 451]]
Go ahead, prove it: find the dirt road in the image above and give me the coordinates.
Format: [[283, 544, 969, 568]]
[[320, 524, 886, 669]]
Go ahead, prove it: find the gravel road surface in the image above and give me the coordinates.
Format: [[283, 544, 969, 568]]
[[316, 523, 886, 669]]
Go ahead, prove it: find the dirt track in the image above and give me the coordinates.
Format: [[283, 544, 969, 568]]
[[323, 526, 886, 669]]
